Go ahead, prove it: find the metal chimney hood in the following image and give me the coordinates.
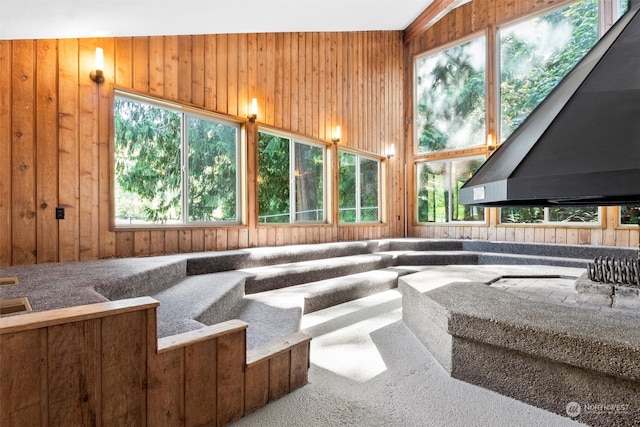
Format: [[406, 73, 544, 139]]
[[460, 1, 640, 207]]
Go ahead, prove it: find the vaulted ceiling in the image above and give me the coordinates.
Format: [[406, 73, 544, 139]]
[[0, 0, 438, 40]]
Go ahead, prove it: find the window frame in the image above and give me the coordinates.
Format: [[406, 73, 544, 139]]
[[257, 128, 328, 225], [498, 206, 604, 227], [338, 149, 382, 224], [112, 89, 245, 229], [414, 155, 487, 225], [413, 31, 488, 156]]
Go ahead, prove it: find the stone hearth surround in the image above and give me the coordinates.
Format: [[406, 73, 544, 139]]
[[400, 265, 640, 427]]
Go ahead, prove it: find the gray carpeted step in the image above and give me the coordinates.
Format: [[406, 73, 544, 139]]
[[152, 271, 249, 338], [386, 238, 464, 251], [240, 253, 398, 294], [394, 251, 479, 265], [227, 293, 304, 350], [185, 241, 376, 275], [477, 252, 590, 268], [300, 266, 423, 313]]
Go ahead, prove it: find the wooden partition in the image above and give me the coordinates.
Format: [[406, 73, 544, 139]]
[[0, 297, 311, 426]]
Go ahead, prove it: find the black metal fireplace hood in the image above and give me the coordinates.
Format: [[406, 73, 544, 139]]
[[460, 1, 640, 207]]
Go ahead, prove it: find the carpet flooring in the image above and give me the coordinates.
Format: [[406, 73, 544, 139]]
[[231, 289, 585, 427]]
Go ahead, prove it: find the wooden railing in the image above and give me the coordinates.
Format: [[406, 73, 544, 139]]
[[0, 297, 311, 426]]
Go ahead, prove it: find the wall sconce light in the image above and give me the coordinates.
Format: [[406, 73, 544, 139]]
[[248, 98, 258, 122], [487, 134, 496, 152], [331, 126, 341, 143], [90, 47, 105, 84], [387, 143, 396, 159]]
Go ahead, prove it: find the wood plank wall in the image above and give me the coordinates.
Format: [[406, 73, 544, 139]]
[[403, 0, 640, 249], [0, 297, 311, 426], [0, 32, 405, 266]]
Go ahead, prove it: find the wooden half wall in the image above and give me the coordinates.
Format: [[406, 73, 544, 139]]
[[0, 31, 405, 266], [403, 0, 639, 249], [0, 297, 311, 426]]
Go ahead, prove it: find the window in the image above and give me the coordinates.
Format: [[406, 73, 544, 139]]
[[258, 131, 326, 223], [415, 35, 486, 154], [416, 157, 485, 223], [620, 206, 640, 226], [339, 151, 380, 223], [500, 207, 600, 224], [114, 92, 241, 226], [499, 0, 598, 141], [498, 0, 599, 225]]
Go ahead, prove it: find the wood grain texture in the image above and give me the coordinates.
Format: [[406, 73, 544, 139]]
[[0, 298, 310, 427], [0, 329, 46, 426], [1, 31, 404, 265]]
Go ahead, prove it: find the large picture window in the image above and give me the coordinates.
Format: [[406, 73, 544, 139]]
[[258, 131, 326, 224], [416, 157, 485, 223], [339, 151, 380, 223], [499, 0, 598, 141], [415, 36, 486, 154], [114, 92, 241, 226]]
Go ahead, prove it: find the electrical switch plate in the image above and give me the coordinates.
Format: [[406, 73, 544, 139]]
[[55, 207, 65, 220]]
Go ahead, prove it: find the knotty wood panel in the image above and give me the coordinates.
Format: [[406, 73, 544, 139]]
[[0, 329, 46, 426], [184, 338, 217, 426], [101, 310, 147, 425], [217, 330, 246, 425], [47, 319, 99, 425]]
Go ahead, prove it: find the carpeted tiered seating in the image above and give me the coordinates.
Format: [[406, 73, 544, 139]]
[[2, 238, 636, 349]]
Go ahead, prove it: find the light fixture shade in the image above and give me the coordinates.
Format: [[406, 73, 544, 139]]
[[387, 143, 396, 158], [250, 98, 258, 116], [90, 47, 105, 83], [95, 47, 104, 71]]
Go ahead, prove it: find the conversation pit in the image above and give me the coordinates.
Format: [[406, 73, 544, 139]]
[[1, 238, 640, 426]]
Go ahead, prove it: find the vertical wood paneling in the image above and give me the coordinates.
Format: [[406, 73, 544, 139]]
[[58, 39, 80, 263], [192, 35, 206, 108], [184, 338, 217, 426], [99, 39, 116, 259], [244, 360, 269, 413], [178, 35, 192, 103], [101, 310, 147, 425], [47, 320, 99, 425], [216, 330, 245, 425], [0, 329, 46, 425], [79, 39, 100, 261], [36, 39, 59, 263], [147, 349, 185, 427], [0, 41, 11, 266], [11, 40, 36, 265]]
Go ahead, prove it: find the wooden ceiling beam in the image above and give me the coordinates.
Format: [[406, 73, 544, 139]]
[[403, 0, 471, 43]]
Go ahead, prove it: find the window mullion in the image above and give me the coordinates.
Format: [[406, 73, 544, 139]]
[[182, 114, 189, 223], [290, 139, 296, 224], [355, 155, 361, 223]]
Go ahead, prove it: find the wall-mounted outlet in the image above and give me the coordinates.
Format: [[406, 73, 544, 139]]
[[55, 207, 65, 220]]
